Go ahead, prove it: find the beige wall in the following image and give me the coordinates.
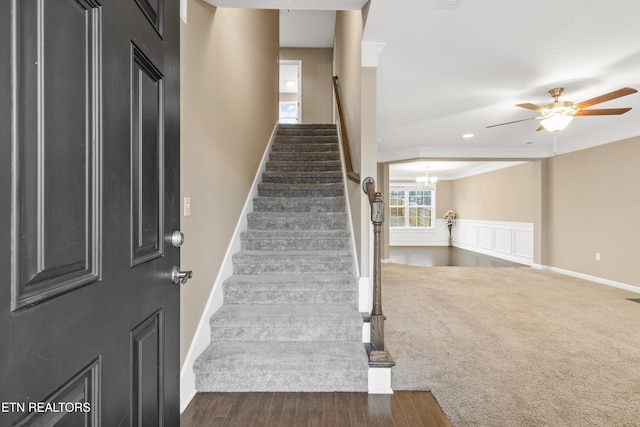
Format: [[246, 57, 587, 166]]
[[452, 162, 536, 223], [280, 48, 333, 124], [180, 1, 279, 365], [333, 10, 366, 274], [546, 136, 640, 286], [435, 180, 454, 218]]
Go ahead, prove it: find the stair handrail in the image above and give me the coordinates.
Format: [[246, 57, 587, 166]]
[[362, 177, 395, 367], [332, 76, 360, 184]]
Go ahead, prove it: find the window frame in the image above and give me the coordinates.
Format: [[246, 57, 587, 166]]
[[389, 184, 436, 229]]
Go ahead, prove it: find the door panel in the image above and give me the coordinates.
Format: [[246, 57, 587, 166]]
[[1, 0, 180, 425], [12, 0, 101, 309], [131, 309, 164, 426], [131, 45, 165, 266]]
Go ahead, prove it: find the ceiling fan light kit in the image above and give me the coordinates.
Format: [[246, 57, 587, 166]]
[[488, 86, 637, 133], [540, 115, 573, 132]]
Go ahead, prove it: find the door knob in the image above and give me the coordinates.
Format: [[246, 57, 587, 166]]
[[171, 266, 192, 285], [171, 230, 185, 248]]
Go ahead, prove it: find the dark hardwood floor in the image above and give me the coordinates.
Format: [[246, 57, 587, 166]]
[[388, 246, 526, 267], [180, 391, 451, 427]]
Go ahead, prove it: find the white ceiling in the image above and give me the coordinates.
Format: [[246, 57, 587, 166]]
[[389, 160, 525, 182], [363, 0, 640, 162], [209, 0, 640, 179], [280, 10, 336, 48]]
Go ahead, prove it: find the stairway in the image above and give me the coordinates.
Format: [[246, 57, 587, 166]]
[[193, 124, 369, 392]]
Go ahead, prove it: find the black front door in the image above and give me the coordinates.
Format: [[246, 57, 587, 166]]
[[0, 0, 181, 425]]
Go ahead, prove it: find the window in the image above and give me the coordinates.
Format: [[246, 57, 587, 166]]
[[389, 186, 434, 228]]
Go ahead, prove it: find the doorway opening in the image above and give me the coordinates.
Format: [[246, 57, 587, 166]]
[[279, 60, 301, 123]]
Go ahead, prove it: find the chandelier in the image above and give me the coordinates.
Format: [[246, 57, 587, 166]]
[[416, 170, 438, 187]]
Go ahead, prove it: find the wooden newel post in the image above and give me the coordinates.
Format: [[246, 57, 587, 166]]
[[363, 178, 395, 367]]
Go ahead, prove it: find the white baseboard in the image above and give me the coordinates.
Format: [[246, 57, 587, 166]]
[[359, 277, 371, 313], [179, 123, 278, 413], [542, 265, 640, 294], [368, 368, 393, 394]]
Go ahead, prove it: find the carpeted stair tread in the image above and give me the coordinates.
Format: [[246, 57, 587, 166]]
[[194, 123, 367, 394], [252, 196, 345, 212], [277, 124, 337, 134], [272, 139, 339, 148], [223, 273, 356, 288], [261, 170, 343, 184], [209, 304, 363, 341], [211, 304, 363, 327], [241, 229, 348, 238], [195, 341, 368, 371], [232, 250, 352, 275], [194, 341, 368, 392], [269, 151, 340, 161], [266, 160, 342, 172], [247, 211, 347, 230], [241, 230, 350, 251], [232, 249, 352, 259], [257, 182, 344, 197], [222, 274, 357, 305]]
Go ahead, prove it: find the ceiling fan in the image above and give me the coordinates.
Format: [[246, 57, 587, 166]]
[[487, 87, 638, 132]]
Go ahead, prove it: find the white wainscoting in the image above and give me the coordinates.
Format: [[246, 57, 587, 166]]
[[453, 219, 534, 265], [389, 219, 450, 246]]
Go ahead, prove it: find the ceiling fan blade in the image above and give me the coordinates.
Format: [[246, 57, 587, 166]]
[[516, 103, 546, 113], [486, 116, 539, 128], [575, 108, 632, 116], [574, 87, 637, 110]]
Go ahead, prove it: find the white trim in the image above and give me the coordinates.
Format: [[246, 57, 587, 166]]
[[361, 41, 386, 67], [368, 368, 393, 394], [179, 122, 279, 413], [180, 0, 187, 24], [453, 219, 534, 266], [279, 60, 302, 124], [378, 145, 547, 163], [362, 321, 370, 343], [390, 218, 449, 246], [542, 265, 640, 294], [336, 117, 360, 280], [358, 276, 371, 313], [377, 125, 640, 163]]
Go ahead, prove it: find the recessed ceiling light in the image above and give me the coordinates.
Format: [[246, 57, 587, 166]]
[[462, 133, 474, 138]]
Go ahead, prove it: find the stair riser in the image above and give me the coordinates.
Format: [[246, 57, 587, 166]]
[[247, 214, 347, 230], [223, 289, 357, 305], [277, 127, 337, 136], [252, 198, 344, 212], [232, 260, 352, 275], [261, 176, 342, 184], [195, 372, 368, 393], [276, 130, 337, 137], [210, 325, 361, 342], [272, 139, 339, 148], [241, 238, 350, 251], [265, 163, 342, 173], [270, 151, 340, 161], [257, 186, 343, 198]]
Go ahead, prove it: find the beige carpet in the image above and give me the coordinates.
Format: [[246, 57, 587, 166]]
[[384, 263, 640, 427]]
